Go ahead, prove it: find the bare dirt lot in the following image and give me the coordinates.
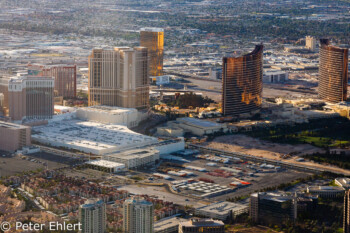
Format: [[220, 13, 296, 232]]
[[0, 154, 67, 177], [185, 77, 317, 102], [201, 134, 350, 175], [202, 134, 323, 157]]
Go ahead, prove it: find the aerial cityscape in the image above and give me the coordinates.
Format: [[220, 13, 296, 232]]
[[0, 0, 349, 232]]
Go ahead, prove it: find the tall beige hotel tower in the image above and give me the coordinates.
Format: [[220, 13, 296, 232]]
[[140, 28, 164, 76], [88, 47, 149, 109]]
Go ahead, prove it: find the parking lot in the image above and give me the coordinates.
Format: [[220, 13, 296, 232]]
[[134, 151, 312, 201], [0, 152, 69, 177]]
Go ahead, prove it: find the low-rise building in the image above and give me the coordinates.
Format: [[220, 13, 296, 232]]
[[179, 218, 225, 233], [31, 120, 158, 155], [335, 178, 350, 190], [263, 70, 289, 83], [195, 201, 248, 221], [250, 192, 297, 225], [104, 148, 159, 169], [76, 105, 146, 128], [176, 117, 228, 136], [154, 216, 186, 233], [85, 160, 126, 173], [307, 186, 345, 198], [0, 121, 31, 152], [157, 126, 184, 137]]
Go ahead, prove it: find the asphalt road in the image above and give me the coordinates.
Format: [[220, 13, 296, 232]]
[[119, 184, 209, 208]]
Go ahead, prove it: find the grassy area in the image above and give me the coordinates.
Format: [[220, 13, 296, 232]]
[[130, 175, 144, 181], [304, 151, 350, 170], [246, 118, 350, 149], [274, 135, 350, 148]]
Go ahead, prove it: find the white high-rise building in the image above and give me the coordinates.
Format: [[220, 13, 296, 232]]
[[79, 199, 106, 233], [123, 197, 154, 233]]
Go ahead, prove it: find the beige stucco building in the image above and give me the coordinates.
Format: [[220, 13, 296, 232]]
[[0, 121, 31, 152]]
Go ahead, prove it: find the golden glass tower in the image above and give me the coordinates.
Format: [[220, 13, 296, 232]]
[[319, 39, 349, 103], [222, 45, 264, 116], [140, 28, 164, 77]]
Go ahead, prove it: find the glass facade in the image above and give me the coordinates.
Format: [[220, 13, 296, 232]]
[[319, 39, 349, 103], [140, 28, 164, 77], [222, 45, 263, 116]]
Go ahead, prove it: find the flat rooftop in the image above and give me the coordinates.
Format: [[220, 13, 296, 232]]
[[308, 186, 345, 191], [0, 121, 29, 129], [86, 160, 125, 168], [335, 178, 350, 188], [32, 120, 158, 154], [79, 105, 138, 115], [154, 217, 185, 232], [252, 192, 295, 203], [140, 27, 164, 32], [180, 219, 224, 227], [196, 201, 248, 214], [179, 117, 223, 128], [105, 148, 158, 161]]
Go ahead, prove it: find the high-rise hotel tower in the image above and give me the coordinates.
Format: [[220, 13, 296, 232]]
[[319, 39, 349, 103], [8, 75, 54, 121], [28, 64, 77, 98], [222, 45, 264, 116], [88, 47, 149, 109], [140, 28, 164, 77]]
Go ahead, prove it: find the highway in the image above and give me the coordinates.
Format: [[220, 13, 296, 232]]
[[187, 144, 344, 175]]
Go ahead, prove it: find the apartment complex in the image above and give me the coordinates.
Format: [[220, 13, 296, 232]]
[[123, 197, 154, 233], [79, 199, 106, 233], [222, 45, 263, 116], [250, 192, 297, 225], [0, 121, 31, 152], [305, 36, 316, 52], [8, 75, 54, 121], [28, 64, 77, 98], [178, 218, 225, 233], [88, 47, 149, 109], [318, 39, 349, 103], [140, 28, 164, 77]]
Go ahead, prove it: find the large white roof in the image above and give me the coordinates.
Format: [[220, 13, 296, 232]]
[[32, 120, 158, 154], [86, 159, 125, 169]]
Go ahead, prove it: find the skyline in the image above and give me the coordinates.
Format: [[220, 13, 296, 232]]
[[0, 0, 350, 233]]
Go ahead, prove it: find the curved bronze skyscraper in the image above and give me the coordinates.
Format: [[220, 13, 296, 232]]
[[222, 45, 263, 116], [319, 39, 349, 103]]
